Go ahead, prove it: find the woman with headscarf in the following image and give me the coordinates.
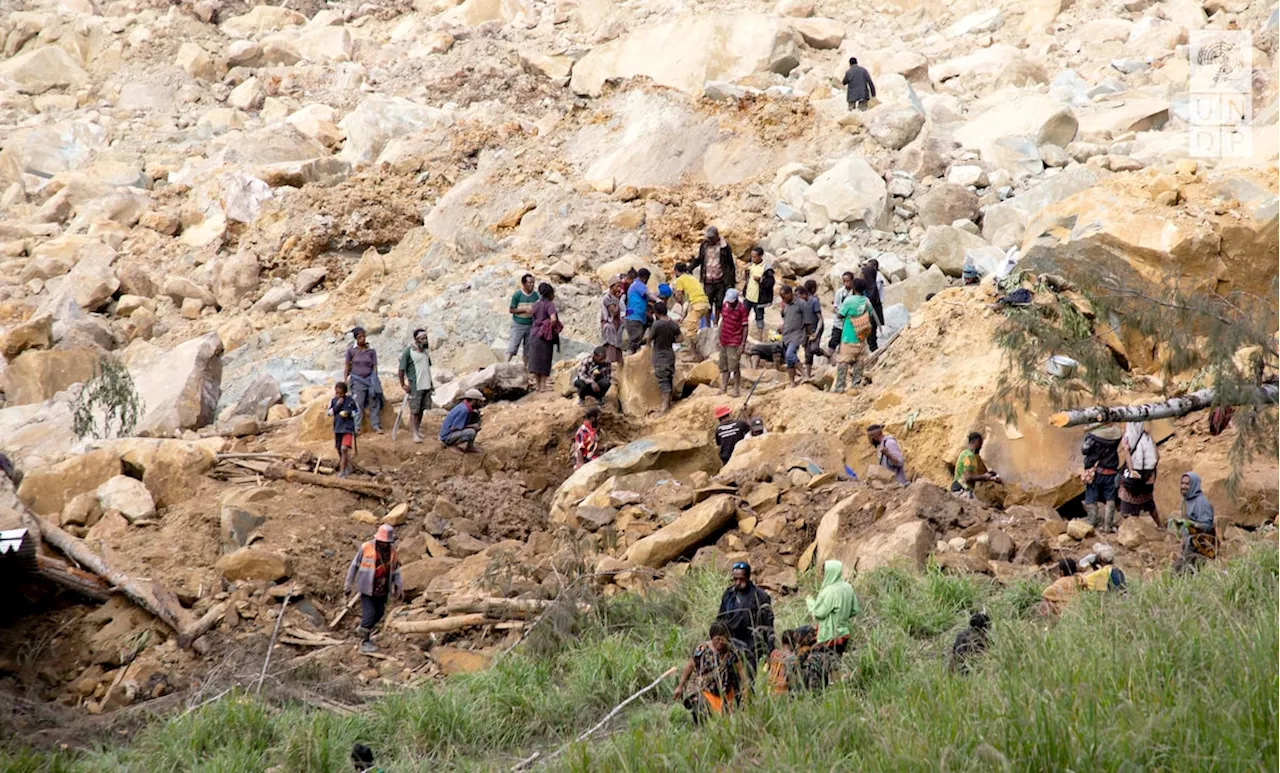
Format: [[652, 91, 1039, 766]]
[[1172, 472, 1216, 574], [600, 275, 625, 369], [527, 283, 561, 392], [1118, 421, 1160, 525], [344, 327, 383, 434], [805, 559, 857, 686]]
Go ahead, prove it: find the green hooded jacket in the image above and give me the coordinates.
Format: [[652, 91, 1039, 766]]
[[806, 559, 858, 643]]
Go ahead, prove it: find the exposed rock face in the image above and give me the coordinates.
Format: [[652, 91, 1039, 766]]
[[2, 348, 102, 406], [18, 448, 122, 515], [914, 183, 979, 228], [623, 494, 737, 567], [719, 432, 846, 481], [104, 439, 216, 508], [551, 429, 708, 522], [835, 511, 935, 572], [570, 13, 800, 96], [0, 46, 88, 94], [215, 547, 292, 582]]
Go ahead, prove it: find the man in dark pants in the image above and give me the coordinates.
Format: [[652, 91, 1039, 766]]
[[842, 57, 876, 110], [860, 260, 884, 351], [716, 561, 775, 681], [344, 524, 403, 653], [689, 226, 736, 324]]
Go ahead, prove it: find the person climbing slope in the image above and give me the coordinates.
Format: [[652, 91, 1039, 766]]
[[673, 620, 749, 723]]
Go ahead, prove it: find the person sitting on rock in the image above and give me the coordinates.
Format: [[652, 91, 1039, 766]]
[[948, 611, 990, 674], [344, 524, 402, 654], [573, 346, 613, 406], [952, 432, 1001, 498], [673, 620, 748, 723], [806, 559, 857, 686], [572, 407, 601, 470], [714, 406, 750, 465], [1172, 472, 1216, 574], [1037, 558, 1082, 617], [327, 381, 360, 478], [439, 389, 484, 453]]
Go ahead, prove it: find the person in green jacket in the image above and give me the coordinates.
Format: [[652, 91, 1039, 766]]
[[805, 559, 858, 686]]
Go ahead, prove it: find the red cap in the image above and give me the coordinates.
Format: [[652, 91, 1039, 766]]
[[714, 405, 732, 419], [375, 524, 395, 542]]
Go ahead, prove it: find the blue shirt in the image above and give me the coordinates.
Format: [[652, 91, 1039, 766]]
[[625, 279, 650, 322], [329, 396, 359, 435], [439, 401, 474, 441]]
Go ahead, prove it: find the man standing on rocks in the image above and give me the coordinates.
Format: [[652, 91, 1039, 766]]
[[1080, 424, 1122, 531], [718, 289, 749, 396], [827, 271, 855, 359], [506, 273, 540, 365], [799, 280, 825, 378], [645, 300, 682, 413], [690, 226, 736, 324], [625, 268, 653, 354], [439, 389, 484, 453], [328, 381, 359, 478], [600, 275, 625, 369], [867, 424, 908, 485], [397, 329, 433, 444], [778, 285, 811, 387], [344, 327, 383, 434], [714, 405, 750, 465], [343, 524, 402, 654], [842, 56, 875, 111], [716, 560, 775, 681], [741, 246, 773, 334], [860, 260, 885, 352]]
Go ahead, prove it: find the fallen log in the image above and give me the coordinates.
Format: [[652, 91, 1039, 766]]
[[177, 601, 229, 649], [445, 596, 589, 619], [35, 517, 187, 633], [36, 554, 111, 601], [391, 613, 489, 634], [1049, 384, 1278, 428], [261, 464, 393, 498]]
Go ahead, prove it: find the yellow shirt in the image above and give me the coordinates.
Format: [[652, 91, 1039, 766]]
[[673, 274, 708, 306], [745, 262, 766, 303]]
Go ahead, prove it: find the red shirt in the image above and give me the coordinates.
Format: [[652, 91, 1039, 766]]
[[719, 301, 749, 347]]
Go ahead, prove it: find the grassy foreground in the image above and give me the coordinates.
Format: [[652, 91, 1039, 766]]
[[4, 548, 1276, 772]]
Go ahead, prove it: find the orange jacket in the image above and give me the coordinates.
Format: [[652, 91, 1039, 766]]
[[344, 540, 402, 597]]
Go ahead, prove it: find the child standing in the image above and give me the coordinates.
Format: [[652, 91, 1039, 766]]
[[572, 407, 601, 469], [328, 382, 360, 478]]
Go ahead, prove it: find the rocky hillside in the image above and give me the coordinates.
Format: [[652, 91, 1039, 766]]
[[0, 0, 1277, 725]]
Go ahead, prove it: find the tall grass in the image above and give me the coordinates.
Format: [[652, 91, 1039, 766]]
[[4, 550, 1275, 772]]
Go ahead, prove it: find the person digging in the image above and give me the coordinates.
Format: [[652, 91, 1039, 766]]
[[344, 524, 403, 654]]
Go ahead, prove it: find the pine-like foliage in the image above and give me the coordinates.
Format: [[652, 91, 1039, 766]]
[[72, 357, 143, 440], [991, 242, 1278, 491]]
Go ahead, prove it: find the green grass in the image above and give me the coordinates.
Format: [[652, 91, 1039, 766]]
[[4, 549, 1276, 772]]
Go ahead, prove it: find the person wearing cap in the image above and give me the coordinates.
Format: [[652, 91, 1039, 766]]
[[673, 262, 711, 349], [718, 288, 749, 396], [439, 389, 484, 452], [344, 327, 383, 434], [714, 405, 750, 465], [866, 424, 907, 485], [749, 417, 766, 437], [716, 560, 774, 681], [659, 282, 686, 333], [690, 226, 736, 324], [344, 524, 403, 653], [1080, 424, 1123, 532]]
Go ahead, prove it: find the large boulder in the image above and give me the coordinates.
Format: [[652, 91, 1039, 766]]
[[66, 252, 120, 311], [914, 183, 979, 228], [0, 46, 88, 94], [918, 225, 991, 277], [881, 265, 950, 311], [1074, 95, 1170, 141], [868, 106, 925, 151], [400, 556, 459, 596], [980, 164, 1107, 248], [215, 547, 291, 582], [718, 432, 846, 480], [432, 363, 528, 409], [125, 333, 224, 437], [338, 97, 453, 166], [0, 315, 53, 359], [105, 438, 217, 507], [2, 348, 102, 406], [570, 13, 800, 97], [953, 91, 1079, 151], [96, 475, 157, 523], [227, 374, 282, 421], [550, 428, 708, 522], [802, 157, 890, 229], [790, 17, 844, 48], [18, 448, 122, 515], [834, 511, 935, 572], [220, 5, 306, 37], [213, 252, 261, 309], [623, 494, 737, 567], [615, 347, 682, 417], [441, 0, 536, 27]]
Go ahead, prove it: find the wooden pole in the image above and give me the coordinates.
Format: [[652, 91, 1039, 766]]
[[262, 465, 393, 498], [1048, 384, 1278, 428], [445, 596, 588, 619], [177, 601, 229, 649], [257, 593, 292, 694], [35, 516, 187, 633], [390, 613, 488, 634]]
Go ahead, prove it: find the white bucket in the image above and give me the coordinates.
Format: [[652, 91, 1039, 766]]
[[1045, 355, 1079, 378]]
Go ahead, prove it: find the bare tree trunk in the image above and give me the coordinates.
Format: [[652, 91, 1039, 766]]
[[1049, 384, 1278, 427], [262, 465, 393, 498], [36, 554, 111, 601], [391, 613, 489, 634], [445, 595, 589, 619]]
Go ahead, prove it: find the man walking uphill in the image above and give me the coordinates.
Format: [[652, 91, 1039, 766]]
[[344, 524, 402, 654], [397, 329, 433, 444], [842, 57, 875, 110]]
